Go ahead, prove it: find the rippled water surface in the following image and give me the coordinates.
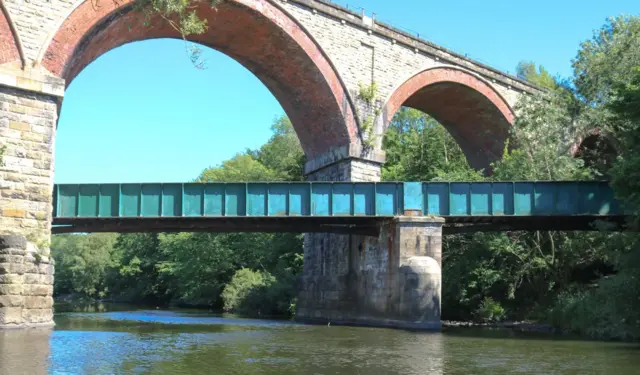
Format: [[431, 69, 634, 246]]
[[1, 304, 639, 374]]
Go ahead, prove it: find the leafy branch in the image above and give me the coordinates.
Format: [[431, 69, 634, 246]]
[[92, 0, 226, 69]]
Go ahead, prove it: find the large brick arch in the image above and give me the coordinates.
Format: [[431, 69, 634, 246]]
[[39, 0, 358, 158], [383, 66, 515, 171], [0, 4, 21, 65]]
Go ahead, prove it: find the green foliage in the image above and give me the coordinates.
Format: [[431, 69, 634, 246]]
[[358, 81, 378, 105], [516, 61, 558, 91], [490, 92, 593, 181], [52, 233, 119, 298], [382, 107, 482, 181], [221, 268, 297, 317], [197, 154, 278, 182], [222, 268, 275, 313], [247, 116, 306, 181], [609, 66, 640, 215], [573, 16, 640, 107], [131, 0, 224, 37], [356, 81, 381, 149], [474, 297, 506, 323]]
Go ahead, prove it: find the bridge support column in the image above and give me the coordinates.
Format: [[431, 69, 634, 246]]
[[297, 214, 444, 330], [0, 71, 61, 329], [297, 149, 443, 330]]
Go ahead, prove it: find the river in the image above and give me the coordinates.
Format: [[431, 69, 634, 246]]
[[0, 303, 638, 374]]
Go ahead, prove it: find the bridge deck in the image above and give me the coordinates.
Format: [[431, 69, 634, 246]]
[[52, 181, 628, 235]]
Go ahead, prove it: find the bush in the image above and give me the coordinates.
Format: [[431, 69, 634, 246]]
[[474, 297, 506, 323], [221, 268, 297, 318], [221, 268, 274, 313], [546, 274, 640, 341]]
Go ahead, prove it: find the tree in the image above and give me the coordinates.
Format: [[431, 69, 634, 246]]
[[196, 154, 277, 182], [249, 116, 305, 181], [516, 61, 558, 91], [382, 107, 481, 182], [51, 233, 119, 298], [609, 66, 640, 214], [573, 16, 640, 108]]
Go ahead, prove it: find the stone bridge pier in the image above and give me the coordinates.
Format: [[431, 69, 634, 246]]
[[0, 76, 60, 329], [297, 156, 444, 330]]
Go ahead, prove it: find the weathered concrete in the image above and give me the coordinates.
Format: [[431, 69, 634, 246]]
[[296, 216, 444, 330]]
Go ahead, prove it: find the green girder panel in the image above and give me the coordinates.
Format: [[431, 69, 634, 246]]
[[52, 181, 623, 219]]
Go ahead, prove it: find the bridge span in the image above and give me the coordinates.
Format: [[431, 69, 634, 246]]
[[52, 181, 628, 235]]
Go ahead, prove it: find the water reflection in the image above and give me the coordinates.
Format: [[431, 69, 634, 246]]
[[1, 307, 639, 374], [0, 328, 52, 375]]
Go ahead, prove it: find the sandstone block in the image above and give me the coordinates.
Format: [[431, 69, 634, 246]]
[[0, 295, 24, 307], [22, 308, 52, 324], [24, 296, 53, 309], [0, 274, 23, 284], [23, 284, 51, 296], [0, 284, 23, 295], [0, 307, 22, 325], [0, 262, 24, 275], [0, 235, 27, 250]]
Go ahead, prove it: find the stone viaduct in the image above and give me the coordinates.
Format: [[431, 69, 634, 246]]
[[0, 0, 544, 328]]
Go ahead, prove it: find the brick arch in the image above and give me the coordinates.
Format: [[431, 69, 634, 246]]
[[0, 4, 21, 66], [382, 66, 516, 171], [570, 128, 619, 156], [39, 0, 358, 158], [572, 129, 618, 175]]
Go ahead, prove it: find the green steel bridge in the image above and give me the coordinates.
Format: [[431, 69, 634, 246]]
[[51, 181, 629, 236]]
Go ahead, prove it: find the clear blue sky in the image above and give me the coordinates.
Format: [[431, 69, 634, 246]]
[[55, 0, 640, 184]]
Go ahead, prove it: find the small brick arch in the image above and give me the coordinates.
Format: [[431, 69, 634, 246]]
[[570, 128, 618, 156], [40, 0, 358, 159], [383, 66, 515, 171], [572, 129, 618, 175], [0, 6, 21, 65]]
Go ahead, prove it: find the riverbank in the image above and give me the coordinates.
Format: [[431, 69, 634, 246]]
[[442, 321, 560, 334]]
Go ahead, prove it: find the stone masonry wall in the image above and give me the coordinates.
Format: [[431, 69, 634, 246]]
[[0, 235, 54, 328], [1, 0, 536, 100], [0, 84, 56, 328], [279, 0, 535, 111], [0, 85, 57, 243]]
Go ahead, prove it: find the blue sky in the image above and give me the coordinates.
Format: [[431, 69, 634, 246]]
[[55, 0, 640, 184]]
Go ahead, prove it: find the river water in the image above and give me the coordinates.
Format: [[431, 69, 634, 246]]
[[0, 304, 638, 374]]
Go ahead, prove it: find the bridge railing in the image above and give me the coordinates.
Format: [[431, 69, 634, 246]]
[[52, 181, 624, 219]]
